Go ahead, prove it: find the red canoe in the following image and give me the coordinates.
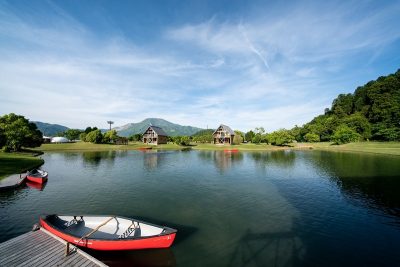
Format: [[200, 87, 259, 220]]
[[26, 169, 48, 184], [40, 214, 177, 251]]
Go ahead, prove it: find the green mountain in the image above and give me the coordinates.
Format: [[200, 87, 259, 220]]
[[297, 69, 400, 141], [33, 121, 69, 136], [115, 118, 203, 137]]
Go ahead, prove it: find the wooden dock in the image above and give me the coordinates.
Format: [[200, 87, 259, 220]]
[[0, 173, 26, 191], [0, 228, 107, 266]]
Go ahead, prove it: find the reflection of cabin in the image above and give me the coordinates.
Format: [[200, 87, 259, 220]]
[[213, 124, 235, 145], [142, 126, 168, 145]]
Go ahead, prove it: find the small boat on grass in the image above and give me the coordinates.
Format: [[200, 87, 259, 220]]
[[26, 169, 48, 184], [40, 214, 177, 251]]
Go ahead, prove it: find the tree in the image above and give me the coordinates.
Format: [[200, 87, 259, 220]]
[[233, 130, 244, 144], [331, 125, 360, 145], [343, 113, 371, 140], [129, 134, 142, 142], [304, 133, 320, 142], [64, 129, 82, 141], [245, 130, 255, 142], [79, 132, 87, 142], [84, 127, 98, 134], [268, 129, 294, 146], [103, 130, 119, 143], [0, 113, 43, 151], [85, 129, 103, 144]]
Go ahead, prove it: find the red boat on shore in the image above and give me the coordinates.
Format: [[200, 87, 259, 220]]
[[40, 214, 177, 251], [26, 169, 48, 184]]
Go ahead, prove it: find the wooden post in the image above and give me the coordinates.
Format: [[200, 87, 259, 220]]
[[65, 242, 70, 256]]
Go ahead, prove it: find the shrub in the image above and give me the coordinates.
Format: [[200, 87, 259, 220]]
[[304, 133, 320, 142], [331, 125, 360, 144]]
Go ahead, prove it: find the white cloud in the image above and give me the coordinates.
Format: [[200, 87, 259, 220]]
[[0, 1, 399, 131]]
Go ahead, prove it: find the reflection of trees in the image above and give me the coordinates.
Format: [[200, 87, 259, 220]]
[[198, 151, 243, 173], [308, 151, 400, 219], [251, 150, 296, 168], [81, 151, 118, 166]]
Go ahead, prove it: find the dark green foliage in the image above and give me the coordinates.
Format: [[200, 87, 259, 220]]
[[79, 132, 87, 142], [103, 130, 119, 143], [64, 129, 82, 141], [304, 133, 320, 142], [192, 129, 214, 143], [332, 125, 361, 144], [267, 129, 294, 146], [0, 113, 43, 151], [233, 130, 244, 144], [84, 127, 98, 134], [294, 69, 400, 142], [85, 129, 103, 144], [172, 136, 191, 146], [128, 134, 142, 142], [245, 130, 255, 142]]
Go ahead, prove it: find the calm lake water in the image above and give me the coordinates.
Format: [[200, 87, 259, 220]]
[[1, 150, 400, 266]]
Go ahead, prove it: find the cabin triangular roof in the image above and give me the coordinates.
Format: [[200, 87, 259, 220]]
[[144, 125, 168, 136], [213, 124, 235, 135]]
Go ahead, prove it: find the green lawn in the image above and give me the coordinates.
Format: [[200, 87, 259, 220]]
[[35, 141, 400, 156], [0, 152, 44, 180], [308, 141, 400, 156]]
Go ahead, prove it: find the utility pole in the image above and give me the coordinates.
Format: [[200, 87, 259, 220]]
[[107, 121, 114, 131]]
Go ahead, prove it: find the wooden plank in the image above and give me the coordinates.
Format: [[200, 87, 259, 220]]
[[0, 234, 52, 264], [0, 238, 59, 266], [0, 228, 107, 267]]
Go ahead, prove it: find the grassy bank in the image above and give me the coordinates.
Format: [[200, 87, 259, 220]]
[[0, 151, 44, 180], [308, 142, 400, 156], [35, 141, 400, 156]]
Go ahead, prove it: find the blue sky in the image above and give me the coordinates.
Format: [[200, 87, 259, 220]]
[[1, 0, 399, 131]]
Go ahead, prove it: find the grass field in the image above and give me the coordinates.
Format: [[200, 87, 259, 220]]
[[0, 152, 44, 180], [35, 141, 400, 156], [308, 142, 400, 156]]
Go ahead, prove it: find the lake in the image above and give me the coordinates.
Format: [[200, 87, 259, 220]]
[[1, 150, 399, 266]]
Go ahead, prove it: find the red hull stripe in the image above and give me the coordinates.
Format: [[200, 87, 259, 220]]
[[40, 218, 176, 251], [26, 176, 47, 184]]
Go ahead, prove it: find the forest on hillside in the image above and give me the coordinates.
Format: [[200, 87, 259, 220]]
[[294, 69, 400, 142]]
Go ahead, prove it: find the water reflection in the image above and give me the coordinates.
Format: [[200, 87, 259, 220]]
[[87, 248, 176, 267], [26, 181, 47, 191], [251, 150, 296, 168], [307, 151, 400, 220], [228, 228, 305, 267], [198, 151, 243, 172], [81, 151, 123, 167], [142, 151, 169, 170]]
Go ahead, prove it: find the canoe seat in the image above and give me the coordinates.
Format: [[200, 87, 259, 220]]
[[119, 222, 140, 239], [64, 217, 84, 228]]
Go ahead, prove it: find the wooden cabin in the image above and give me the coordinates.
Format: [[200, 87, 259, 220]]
[[213, 124, 235, 145], [142, 126, 168, 145]]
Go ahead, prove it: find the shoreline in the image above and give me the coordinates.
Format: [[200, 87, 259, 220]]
[[33, 141, 400, 156]]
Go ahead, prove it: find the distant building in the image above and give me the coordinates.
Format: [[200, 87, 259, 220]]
[[51, 137, 69, 143], [213, 124, 235, 145], [142, 126, 168, 145]]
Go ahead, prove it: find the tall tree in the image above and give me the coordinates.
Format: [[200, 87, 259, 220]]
[[0, 113, 43, 151]]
